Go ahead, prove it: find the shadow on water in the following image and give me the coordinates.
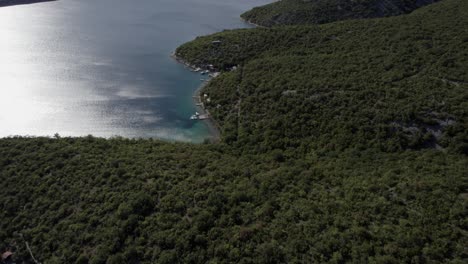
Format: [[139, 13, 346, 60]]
[[0, 0, 56, 7]]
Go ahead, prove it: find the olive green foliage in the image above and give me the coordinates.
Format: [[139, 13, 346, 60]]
[[177, 0, 468, 155], [1, 0, 467, 263], [241, 0, 440, 27], [0, 137, 466, 263]]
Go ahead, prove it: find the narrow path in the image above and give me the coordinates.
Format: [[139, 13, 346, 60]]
[[236, 67, 245, 139]]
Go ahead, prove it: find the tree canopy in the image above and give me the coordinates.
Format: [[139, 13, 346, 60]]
[[1, 0, 467, 263], [241, 0, 440, 27]]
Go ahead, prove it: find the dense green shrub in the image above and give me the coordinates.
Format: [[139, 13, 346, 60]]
[[177, 0, 468, 156], [1, 0, 466, 263], [241, 0, 440, 27]]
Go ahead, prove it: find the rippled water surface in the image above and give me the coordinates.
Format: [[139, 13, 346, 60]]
[[0, 0, 272, 142]]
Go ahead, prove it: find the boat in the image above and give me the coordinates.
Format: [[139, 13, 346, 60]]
[[190, 112, 200, 120]]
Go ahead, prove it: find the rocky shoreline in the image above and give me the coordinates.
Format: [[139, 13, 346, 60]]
[[171, 53, 222, 143]]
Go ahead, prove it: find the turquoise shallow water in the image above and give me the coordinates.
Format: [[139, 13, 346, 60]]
[[0, 0, 272, 142]]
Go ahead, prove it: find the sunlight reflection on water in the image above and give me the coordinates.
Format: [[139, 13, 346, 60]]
[[0, 0, 273, 142]]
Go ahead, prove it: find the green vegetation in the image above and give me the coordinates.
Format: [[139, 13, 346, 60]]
[[1, 137, 466, 263], [1, 0, 467, 263], [241, 0, 440, 27], [177, 0, 467, 155]]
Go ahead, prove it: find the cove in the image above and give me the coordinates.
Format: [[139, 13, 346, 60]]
[[0, 0, 272, 142]]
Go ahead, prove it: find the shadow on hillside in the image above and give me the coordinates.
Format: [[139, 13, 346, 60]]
[[0, 0, 56, 8]]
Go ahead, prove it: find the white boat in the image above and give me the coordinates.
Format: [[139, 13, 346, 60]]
[[190, 112, 200, 120]]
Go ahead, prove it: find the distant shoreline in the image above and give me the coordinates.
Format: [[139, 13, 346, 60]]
[[0, 0, 56, 8]]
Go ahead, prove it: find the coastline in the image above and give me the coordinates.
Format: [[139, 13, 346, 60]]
[[192, 80, 221, 143], [0, 0, 56, 8], [240, 16, 265, 28], [171, 9, 265, 144], [171, 53, 221, 143]]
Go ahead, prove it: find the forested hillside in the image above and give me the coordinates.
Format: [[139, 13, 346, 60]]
[[1, 0, 467, 263], [241, 0, 440, 27], [176, 0, 467, 155], [1, 137, 466, 263]]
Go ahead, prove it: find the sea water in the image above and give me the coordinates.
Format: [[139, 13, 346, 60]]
[[0, 0, 272, 142]]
